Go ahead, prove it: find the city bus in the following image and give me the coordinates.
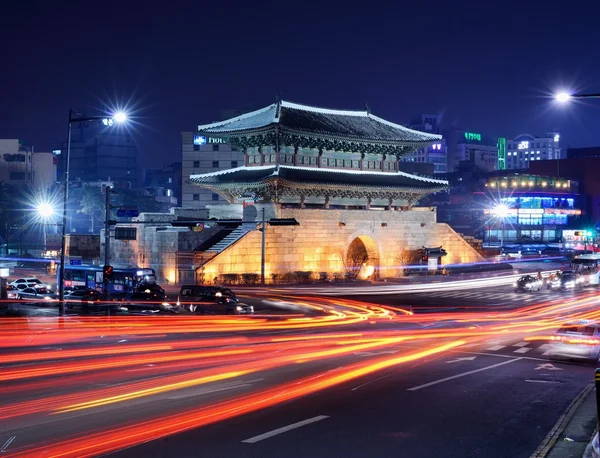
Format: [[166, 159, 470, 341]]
[[57, 265, 157, 295], [572, 254, 600, 286]]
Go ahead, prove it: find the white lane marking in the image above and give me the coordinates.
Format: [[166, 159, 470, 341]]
[[242, 415, 329, 443], [407, 358, 523, 392], [0, 436, 16, 452], [446, 356, 476, 364], [485, 294, 506, 300], [457, 351, 551, 362], [486, 345, 506, 351], [542, 350, 552, 356], [514, 347, 532, 354], [513, 342, 529, 347], [351, 374, 392, 391], [535, 363, 563, 371], [524, 297, 537, 302], [525, 379, 561, 384]]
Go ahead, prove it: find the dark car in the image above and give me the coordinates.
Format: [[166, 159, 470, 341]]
[[177, 285, 254, 315], [513, 275, 542, 292], [64, 288, 102, 310], [556, 271, 584, 291]]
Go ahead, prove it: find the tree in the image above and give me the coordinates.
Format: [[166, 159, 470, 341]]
[[77, 185, 105, 233], [340, 239, 374, 280], [394, 246, 421, 276], [114, 189, 162, 214]]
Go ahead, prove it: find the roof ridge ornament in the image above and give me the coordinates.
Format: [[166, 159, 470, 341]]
[[364, 102, 371, 115], [275, 93, 282, 119]]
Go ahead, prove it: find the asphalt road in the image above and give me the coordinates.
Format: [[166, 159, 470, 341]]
[[0, 281, 598, 458], [109, 340, 591, 458]]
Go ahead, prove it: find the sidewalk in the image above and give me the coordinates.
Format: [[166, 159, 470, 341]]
[[530, 384, 597, 458]]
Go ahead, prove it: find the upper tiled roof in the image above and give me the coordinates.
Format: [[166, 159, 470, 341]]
[[197, 101, 441, 144], [190, 165, 448, 189]]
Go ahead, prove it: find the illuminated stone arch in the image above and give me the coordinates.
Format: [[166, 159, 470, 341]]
[[344, 231, 382, 280]]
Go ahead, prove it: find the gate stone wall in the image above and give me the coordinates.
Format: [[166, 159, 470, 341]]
[[199, 205, 483, 283]]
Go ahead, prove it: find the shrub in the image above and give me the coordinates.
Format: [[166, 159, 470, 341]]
[[295, 271, 312, 284], [220, 273, 240, 285], [241, 273, 260, 285]]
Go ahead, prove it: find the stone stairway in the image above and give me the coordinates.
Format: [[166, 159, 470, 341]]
[[206, 224, 256, 254]]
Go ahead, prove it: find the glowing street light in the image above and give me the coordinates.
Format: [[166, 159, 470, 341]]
[[492, 204, 509, 218], [37, 202, 55, 219], [58, 108, 129, 315], [555, 92, 572, 103]]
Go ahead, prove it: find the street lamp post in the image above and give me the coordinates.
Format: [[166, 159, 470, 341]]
[[58, 109, 127, 316]]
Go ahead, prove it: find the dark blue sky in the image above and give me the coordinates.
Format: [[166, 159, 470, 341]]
[[2, 0, 600, 163]]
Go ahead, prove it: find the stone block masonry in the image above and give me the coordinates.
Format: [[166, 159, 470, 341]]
[[199, 206, 484, 283]]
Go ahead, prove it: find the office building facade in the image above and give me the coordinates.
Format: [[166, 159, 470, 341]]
[[181, 132, 244, 208], [505, 133, 561, 170]]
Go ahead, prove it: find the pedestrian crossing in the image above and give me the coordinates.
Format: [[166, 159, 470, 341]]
[[474, 340, 553, 356], [411, 289, 555, 304]]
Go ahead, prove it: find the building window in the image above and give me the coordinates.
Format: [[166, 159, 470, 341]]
[[231, 160, 238, 168], [193, 161, 200, 168], [193, 194, 200, 201], [212, 193, 219, 201], [168, 177, 172, 183], [212, 160, 219, 168], [193, 145, 200, 151], [212, 144, 219, 151]]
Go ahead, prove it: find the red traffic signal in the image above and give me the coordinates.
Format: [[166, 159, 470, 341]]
[[422, 255, 429, 262], [103, 265, 113, 279]]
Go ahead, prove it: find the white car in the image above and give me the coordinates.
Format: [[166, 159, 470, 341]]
[[548, 321, 600, 361], [10, 278, 47, 290]]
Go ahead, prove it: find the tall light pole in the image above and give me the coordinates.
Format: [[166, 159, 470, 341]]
[[58, 109, 127, 315], [493, 204, 509, 252]]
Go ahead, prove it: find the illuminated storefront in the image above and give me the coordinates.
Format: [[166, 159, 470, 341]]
[[479, 174, 581, 243]]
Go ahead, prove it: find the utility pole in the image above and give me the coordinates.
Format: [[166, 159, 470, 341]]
[[261, 207, 266, 286], [104, 186, 111, 300]]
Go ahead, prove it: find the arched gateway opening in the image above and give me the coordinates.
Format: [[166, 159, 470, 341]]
[[345, 236, 380, 280]]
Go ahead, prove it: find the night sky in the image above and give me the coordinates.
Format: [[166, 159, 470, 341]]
[[2, 0, 600, 164]]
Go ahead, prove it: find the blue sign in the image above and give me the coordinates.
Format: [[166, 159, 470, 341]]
[[595, 222, 600, 233], [117, 208, 139, 218], [193, 135, 207, 145], [70, 259, 82, 266]]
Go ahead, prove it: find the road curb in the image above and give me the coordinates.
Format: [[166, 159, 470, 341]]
[[529, 383, 595, 458]]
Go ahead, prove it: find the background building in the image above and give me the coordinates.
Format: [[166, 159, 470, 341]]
[[505, 133, 561, 170], [402, 114, 447, 174], [445, 129, 498, 173], [181, 132, 243, 208], [62, 121, 139, 187], [142, 162, 182, 210], [0, 139, 57, 192]]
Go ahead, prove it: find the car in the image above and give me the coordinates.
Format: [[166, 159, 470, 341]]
[[10, 278, 47, 290], [6, 284, 19, 299], [548, 321, 600, 361], [64, 288, 102, 310], [554, 270, 584, 291], [513, 275, 542, 292], [13, 286, 55, 302], [177, 285, 254, 315]]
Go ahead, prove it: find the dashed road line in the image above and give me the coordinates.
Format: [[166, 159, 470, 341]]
[[486, 345, 506, 351], [407, 358, 523, 391], [513, 342, 529, 347], [242, 415, 329, 443], [514, 347, 532, 354]]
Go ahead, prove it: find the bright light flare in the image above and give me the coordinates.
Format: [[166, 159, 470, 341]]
[[113, 111, 127, 123], [492, 204, 509, 218], [555, 92, 572, 103], [36, 202, 55, 218]]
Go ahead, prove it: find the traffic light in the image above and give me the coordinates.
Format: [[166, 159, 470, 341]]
[[103, 265, 113, 279], [421, 255, 429, 263]]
